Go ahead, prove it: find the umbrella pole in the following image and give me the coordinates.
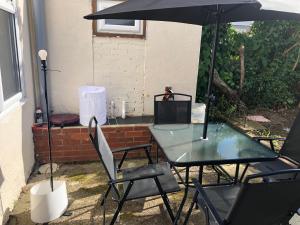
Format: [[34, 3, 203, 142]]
[[41, 60, 54, 192], [202, 14, 220, 139]]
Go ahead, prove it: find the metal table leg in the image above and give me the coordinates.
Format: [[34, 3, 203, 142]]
[[198, 165, 204, 184], [174, 166, 190, 225], [234, 163, 240, 184]]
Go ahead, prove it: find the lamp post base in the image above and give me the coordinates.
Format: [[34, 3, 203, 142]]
[[30, 180, 68, 223]]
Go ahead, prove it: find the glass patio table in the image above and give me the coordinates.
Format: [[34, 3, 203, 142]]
[[149, 123, 278, 225], [149, 123, 278, 167]]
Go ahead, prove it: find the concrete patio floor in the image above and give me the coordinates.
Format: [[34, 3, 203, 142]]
[[6, 160, 300, 225], [6, 160, 212, 225]]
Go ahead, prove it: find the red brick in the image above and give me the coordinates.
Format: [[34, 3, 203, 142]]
[[53, 145, 77, 151], [69, 133, 82, 140], [133, 137, 151, 142], [134, 126, 148, 131], [33, 124, 154, 163], [80, 127, 89, 133], [36, 142, 49, 148], [32, 124, 47, 132], [79, 144, 94, 150], [32, 131, 46, 137], [108, 137, 133, 143], [35, 136, 48, 141], [105, 132, 125, 138], [81, 133, 90, 144], [125, 131, 145, 137], [51, 128, 62, 134], [109, 143, 126, 148], [50, 151, 65, 157], [62, 150, 81, 156], [36, 146, 50, 152], [132, 141, 150, 145], [101, 127, 116, 133], [117, 127, 134, 131], [52, 139, 63, 145], [63, 140, 81, 145], [62, 128, 80, 134]]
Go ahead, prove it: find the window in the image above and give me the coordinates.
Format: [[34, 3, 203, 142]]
[[93, 0, 146, 38], [0, 1, 22, 112]]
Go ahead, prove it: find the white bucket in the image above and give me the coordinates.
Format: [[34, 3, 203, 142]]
[[79, 86, 107, 126], [30, 180, 68, 223]]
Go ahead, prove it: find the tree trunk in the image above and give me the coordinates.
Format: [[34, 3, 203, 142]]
[[213, 70, 238, 100], [213, 69, 246, 108]]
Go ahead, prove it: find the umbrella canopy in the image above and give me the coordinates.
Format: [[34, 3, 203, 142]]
[[84, 0, 300, 25], [84, 0, 300, 139]]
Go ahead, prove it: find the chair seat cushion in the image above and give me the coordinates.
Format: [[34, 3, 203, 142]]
[[122, 162, 180, 200], [250, 157, 299, 180], [199, 185, 241, 221]]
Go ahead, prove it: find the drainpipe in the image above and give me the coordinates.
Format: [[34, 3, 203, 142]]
[[27, 0, 48, 119]]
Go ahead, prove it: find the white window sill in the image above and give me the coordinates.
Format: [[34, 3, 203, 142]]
[[0, 96, 27, 121]]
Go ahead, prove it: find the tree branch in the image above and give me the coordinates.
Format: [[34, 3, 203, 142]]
[[283, 42, 300, 56]]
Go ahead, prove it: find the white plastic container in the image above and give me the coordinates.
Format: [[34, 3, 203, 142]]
[[79, 86, 107, 126], [30, 180, 68, 223]]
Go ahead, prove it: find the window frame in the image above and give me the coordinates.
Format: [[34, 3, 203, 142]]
[[92, 0, 146, 39], [0, 0, 24, 113]]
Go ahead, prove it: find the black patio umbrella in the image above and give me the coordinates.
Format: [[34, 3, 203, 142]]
[[84, 0, 300, 139]]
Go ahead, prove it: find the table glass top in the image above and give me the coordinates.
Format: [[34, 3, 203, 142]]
[[149, 123, 278, 166]]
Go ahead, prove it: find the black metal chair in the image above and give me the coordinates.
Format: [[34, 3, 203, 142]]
[[240, 111, 300, 181], [154, 93, 192, 124], [153, 93, 228, 185], [88, 117, 180, 225], [153, 93, 193, 183], [184, 169, 300, 225]]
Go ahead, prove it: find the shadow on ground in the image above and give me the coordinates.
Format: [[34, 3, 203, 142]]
[[6, 160, 229, 225]]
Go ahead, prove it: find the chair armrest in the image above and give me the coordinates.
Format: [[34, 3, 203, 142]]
[[113, 144, 153, 170], [112, 144, 152, 153], [192, 179, 223, 225], [110, 171, 164, 184], [252, 137, 286, 142], [280, 156, 300, 167], [253, 137, 286, 151]]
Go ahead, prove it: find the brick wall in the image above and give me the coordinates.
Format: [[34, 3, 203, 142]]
[[32, 124, 155, 163]]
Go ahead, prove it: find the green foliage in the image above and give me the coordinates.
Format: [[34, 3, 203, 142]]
[[197, 21, 300, 111], [209, 95, 238, 121], [197, 24, 242, 102], [243, 21, 300, 107]]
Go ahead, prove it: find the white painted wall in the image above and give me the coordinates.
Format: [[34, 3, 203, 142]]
[[44, 0, 201, 117], [0, 0, 35, 224]]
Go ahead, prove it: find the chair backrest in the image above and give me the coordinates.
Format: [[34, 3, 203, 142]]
[[227, 169, 300, 225], [88, 117, 116, 181], [154, 93, 192, 124], [280, 111, 300, 162]]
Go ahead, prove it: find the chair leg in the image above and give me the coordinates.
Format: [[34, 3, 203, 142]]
[[154, 177, 175, 222], [144, 146, 154, 164], [101, 185, 112, 206], [183, 191, 198, 225], [172, 166, 186, 187], [117, 151, 128, 171], [234, 163, 240, 184], [199, 165, 204, 184], [109, 181, 134, 225], [240, 163, 249, 182], [204, 206, 210, 225]]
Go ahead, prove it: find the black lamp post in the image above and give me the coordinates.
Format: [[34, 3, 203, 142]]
[[38, 49, 54, 192]]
